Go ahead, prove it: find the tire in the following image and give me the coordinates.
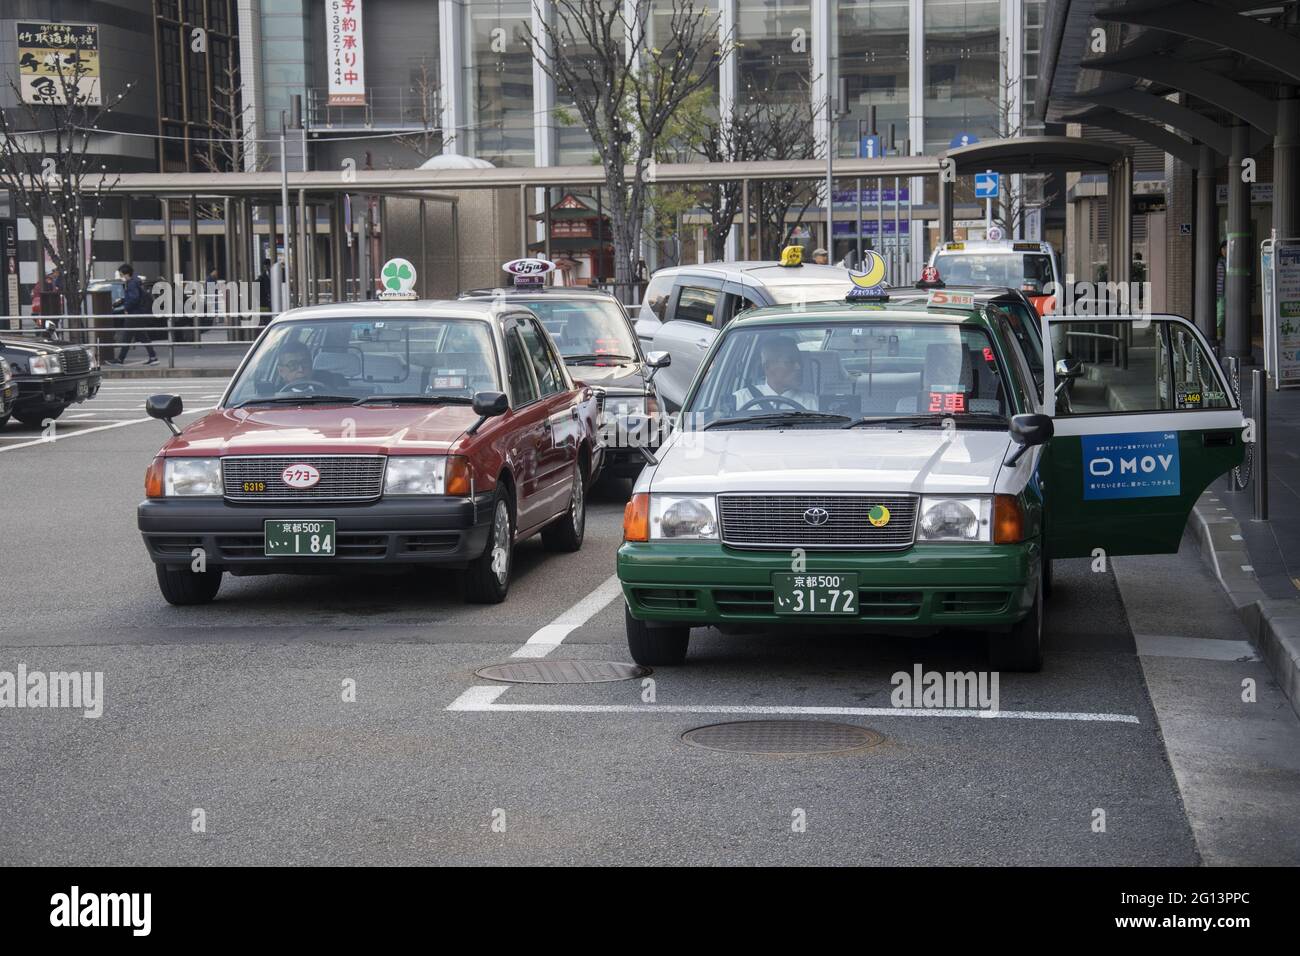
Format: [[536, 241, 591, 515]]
[[1042, 553, 1054, 599], [625, 604, 690, 666], [463, 493, 513, 604], [0, 414, 9, 428], [155, 564, 222, 605], [14, 403, 65, 427], [541, 460, 586, 552], [988, 568, 1043, 672]]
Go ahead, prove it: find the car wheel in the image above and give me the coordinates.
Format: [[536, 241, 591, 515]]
[[625, 604, 689, 666], [155, 564, 222, 605], [0, 414, 9, 428], [989, 567, 1043, 672], [1042, 553, 1054, 598], [463, 493, 513, 604], [14, 403, 65, 427], [541, 460, 586, 552]]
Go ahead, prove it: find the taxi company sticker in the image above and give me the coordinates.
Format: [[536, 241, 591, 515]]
[[1176, 384, 1202, 408], [868, 504, 891, 527], [282, 463, 321, 489], [1081, 432, 1180, 500]]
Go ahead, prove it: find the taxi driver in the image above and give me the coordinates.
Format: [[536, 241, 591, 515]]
[[733, 336, 818, 410], [276, 343, 314, 387]]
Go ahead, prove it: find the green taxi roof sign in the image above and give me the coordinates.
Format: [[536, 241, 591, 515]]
[[378, 257, 418, 300]]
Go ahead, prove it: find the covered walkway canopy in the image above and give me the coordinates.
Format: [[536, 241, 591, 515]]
[[938, 135, 1134, 284], [1034, 0, 1300, 357]]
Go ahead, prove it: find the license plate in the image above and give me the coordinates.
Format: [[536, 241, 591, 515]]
[[76, 379, 89, 398], [772, 573, 859, 615], [264, 520, 335, 556]]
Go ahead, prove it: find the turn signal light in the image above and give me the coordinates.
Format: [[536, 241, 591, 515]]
[[445, 456, 473, 496], [623, 493, 649, 542], [145, 457, 165, 498], [993, 494, 1025, 544]]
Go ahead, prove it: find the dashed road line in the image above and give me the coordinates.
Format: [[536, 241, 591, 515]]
[[511, 574, 624, 659]]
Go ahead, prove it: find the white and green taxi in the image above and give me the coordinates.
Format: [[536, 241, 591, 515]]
[[617, 284, 1244, 670]]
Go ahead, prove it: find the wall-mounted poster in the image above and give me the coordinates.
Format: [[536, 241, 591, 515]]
[[326, 0, 366, 106], [16, 22, 101, 105]]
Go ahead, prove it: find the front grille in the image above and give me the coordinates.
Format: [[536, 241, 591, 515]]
[[938, 591, 1011, 615], [222, 455, 386, 502], [717, 494, 917, 550], [61, 349, 90, 374], [634, 588, 699, 611]]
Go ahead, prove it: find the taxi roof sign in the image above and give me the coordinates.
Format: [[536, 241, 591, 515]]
[[503, 256, 556, 288], [845, 250, 890, 302], [778, 245, 803, 267], [926, 289, 976, 309], [378, 257, 418, 300]]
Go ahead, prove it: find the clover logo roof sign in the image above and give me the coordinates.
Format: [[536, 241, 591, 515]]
[[378, 257, 418, 300]]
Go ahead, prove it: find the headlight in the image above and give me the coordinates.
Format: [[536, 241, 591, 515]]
[[604, 394, 645, 418], [164, 458, 223, 496], [917, 496, 991, 542], [650, 495, 718, 539], [385, 457, 445, 495], [29, 353, 61, 375]]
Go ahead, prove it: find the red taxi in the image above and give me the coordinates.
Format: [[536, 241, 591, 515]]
[[137, 290, 597, 605]]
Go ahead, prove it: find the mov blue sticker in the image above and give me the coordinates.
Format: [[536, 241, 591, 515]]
[[1081, 432, 1180, 500]]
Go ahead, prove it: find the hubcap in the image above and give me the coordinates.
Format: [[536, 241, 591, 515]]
[[571, 470, 585, 536], [490, 501, 510, 584]]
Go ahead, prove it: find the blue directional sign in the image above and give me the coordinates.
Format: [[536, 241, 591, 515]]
[[974, 171, 1000, 199], [950, 132, 979, 149], [859, 135, 882, 159]]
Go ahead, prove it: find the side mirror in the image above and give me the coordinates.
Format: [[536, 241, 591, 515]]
[[468, 390, 509, 435], [471, 390, 509, 417], [1005, 413, 1053, 466], [644, 350, 670, 383], [1055, 357, 1082, 380], [146, 394, 183, 436]]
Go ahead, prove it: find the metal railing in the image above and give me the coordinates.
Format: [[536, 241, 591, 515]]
[[306, 86, 441, 131], [6, 312, 268, 370]]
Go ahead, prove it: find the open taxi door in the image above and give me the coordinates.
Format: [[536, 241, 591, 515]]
[[1039, 314, 1244, 558]]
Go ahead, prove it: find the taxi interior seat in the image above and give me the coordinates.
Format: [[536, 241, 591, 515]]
[[421, 351, 497, 393], [895, 342, 974, 414], [313, 348, 362, 381], [357, 352, 411, 384]]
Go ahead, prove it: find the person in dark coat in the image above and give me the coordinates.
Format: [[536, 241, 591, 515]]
[[108, 264, 158, 365]]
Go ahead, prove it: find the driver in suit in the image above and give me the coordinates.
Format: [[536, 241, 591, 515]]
[[733, 336, 818, 410], [274, 342, 348, 390]]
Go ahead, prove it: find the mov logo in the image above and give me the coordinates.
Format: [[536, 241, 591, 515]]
[[1081, 432, 1181, 500]]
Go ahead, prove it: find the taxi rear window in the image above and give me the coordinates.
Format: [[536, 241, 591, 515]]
[[686, 320, 1024, 427], [934, 253, 1053, 288]]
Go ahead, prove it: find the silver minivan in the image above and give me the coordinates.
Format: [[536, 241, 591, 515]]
[[634, 261, 852, 409]]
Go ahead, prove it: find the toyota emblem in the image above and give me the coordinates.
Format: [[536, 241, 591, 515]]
[[802, 507, 830, 527]]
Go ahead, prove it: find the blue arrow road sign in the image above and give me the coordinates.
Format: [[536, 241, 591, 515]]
[[974, 172, 1000, 199], [859, 135, 882, 159]]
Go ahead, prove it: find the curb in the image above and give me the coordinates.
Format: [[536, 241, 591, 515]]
[[1189, 491, 1300, 719], [99, 368, 234, 379]]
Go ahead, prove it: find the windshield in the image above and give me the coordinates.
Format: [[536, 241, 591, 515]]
[[224, 316, 499, 406], [522, 298, 638, 362], [684, 320, 1022, 429], [935, 253, 1053, 290]]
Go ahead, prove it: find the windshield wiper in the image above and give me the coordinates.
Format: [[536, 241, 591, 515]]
[[704, 411, 850, 430], [234, 394, 356, 408], [353, 395, 473, 405], [566, 352, 635, 364], [842, 412, 1008, 430]]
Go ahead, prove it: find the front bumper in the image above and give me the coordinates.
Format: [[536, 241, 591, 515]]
[[139, 494, 495, 572], [14, 370, 101, 409], [618, 540, 1040, 628]]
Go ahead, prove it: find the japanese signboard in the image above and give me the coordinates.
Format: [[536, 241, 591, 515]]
[[16, 22, 101, 105], [1265, 238, 1300, 389], [326, 0, 366, 106]]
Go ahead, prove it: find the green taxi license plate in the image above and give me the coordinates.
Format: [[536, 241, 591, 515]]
[[264, 520, 335, 557], [772, 573, 859, 615]]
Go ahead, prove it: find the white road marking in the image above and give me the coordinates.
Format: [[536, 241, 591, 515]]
[[511, 574, 624, 659], [445, 685, 1140, 724], [1230, 534, 1243, 541], [0, 408, 212, 453]]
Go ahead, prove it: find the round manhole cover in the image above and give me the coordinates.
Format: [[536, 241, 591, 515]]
[[475, 660, 650, 684], [682, 720, 884, 755]]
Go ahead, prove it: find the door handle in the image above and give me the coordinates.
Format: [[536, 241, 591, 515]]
[[695, 338, 710, 349]]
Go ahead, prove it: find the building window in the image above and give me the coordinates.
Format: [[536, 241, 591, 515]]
[[464, 0, 535, 166], [836, 0, 910, 155], [922, 0, 1000, 154]]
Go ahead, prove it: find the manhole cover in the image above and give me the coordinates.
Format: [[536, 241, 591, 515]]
[[682, 720, 884, 755], [475, 660, 650, 684]]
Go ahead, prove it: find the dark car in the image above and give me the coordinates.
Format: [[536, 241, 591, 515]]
[[0, 335, 102, 427], [460, 286, 667, 484], [0, 354, 17, 424]]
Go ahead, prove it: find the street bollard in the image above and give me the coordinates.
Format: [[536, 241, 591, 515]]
[[1252, 367, 1268, 521]]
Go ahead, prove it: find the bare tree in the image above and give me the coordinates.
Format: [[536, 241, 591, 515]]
[[526, 0, 734, 285], [982, 48, 1056, 236], [395, 59, 447, 161], [195, 58, 265, 174], [0, 36, 130, 318]]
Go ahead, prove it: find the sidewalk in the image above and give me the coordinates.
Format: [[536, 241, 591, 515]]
[[96, 328, 251, 378]]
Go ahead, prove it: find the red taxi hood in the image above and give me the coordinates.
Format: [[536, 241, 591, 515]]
[[162, 403, 479, 456]]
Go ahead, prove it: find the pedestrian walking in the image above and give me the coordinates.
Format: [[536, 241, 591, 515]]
[[107, 264, 158, 365]]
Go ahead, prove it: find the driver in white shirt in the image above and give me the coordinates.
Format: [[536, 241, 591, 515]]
[[733, 336, 818, 410]]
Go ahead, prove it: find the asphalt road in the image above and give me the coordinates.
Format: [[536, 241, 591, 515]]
[[1, 380, 1297, 866]]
